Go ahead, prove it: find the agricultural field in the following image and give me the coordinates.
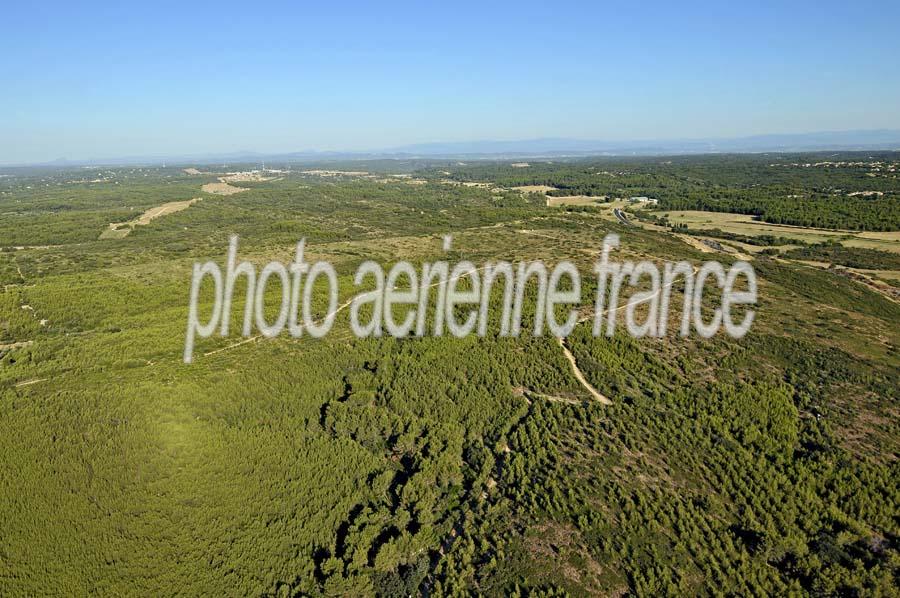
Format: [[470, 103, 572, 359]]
[[0, 156, 898, 596], [653, 210, 900, 253]]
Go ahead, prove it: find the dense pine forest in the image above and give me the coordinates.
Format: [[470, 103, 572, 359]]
[[426, 153, 900, 231], [0, 156, 898, 595]]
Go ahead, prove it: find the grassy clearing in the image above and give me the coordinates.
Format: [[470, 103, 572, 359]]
[[858, 268, 900, 280], [546, 195, 608, 207]]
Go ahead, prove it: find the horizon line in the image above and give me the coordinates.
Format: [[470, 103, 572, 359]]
[[4, 127, 900, 168]]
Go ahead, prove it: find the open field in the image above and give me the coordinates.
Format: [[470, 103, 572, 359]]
[[660, 210, 900, 253], [546, 195, 608, 207], [859, 268, 900, 281], [845, 231, 900, 251]]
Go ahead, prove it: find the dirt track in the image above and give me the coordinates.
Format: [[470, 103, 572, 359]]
[[557, 337, 612, 404], [102, 198, 201, 238]]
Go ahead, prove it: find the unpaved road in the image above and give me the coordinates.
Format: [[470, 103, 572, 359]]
[[0, 340, 33, 352], [556, 336, 612, 404], [556, 261, 701, 405], [134, 198, 201, 225], [103, 198, 201, 238], [14, 378, 46, 388]]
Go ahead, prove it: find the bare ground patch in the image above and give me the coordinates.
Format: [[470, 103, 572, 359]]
[[674, 233, 716, 254], [525, 521, 613, 594], [513, 185, 557, 193], [201, 181, 246, 195], [101, 198, 201, 239], [0, 340, 33, 352], [222, 172, 275, 183]]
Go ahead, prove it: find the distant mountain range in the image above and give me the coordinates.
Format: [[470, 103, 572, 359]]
[[13, 129, 900, 167], [383, 129, 900, 156]]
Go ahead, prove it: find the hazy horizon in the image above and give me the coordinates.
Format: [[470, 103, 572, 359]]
[[5, 128, 900, 168]]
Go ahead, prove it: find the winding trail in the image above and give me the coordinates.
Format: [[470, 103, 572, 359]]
[[556, 336, 611, 404], [553, 260, 700, 405]]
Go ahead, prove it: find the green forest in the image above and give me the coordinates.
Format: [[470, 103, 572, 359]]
[[425, 153, 900, 231], [0, 156, 898, 595]]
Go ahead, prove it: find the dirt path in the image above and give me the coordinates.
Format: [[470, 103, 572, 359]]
[[674, 233, 716, 254], [527, 389, 578, 405], [0, 340, 33, 351], [553, 261, 701, 405], [103, 198, 201, 239], [555, 337, 612, 405], [14, 377, 46, 388], [134, 198, 201, 225], [203, 334, 262, 357]]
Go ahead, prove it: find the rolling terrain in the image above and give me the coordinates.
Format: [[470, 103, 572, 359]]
[[0, 154, 898, 595]]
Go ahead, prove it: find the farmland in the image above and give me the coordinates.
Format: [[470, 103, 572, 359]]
[[653, 210, 900, 253]]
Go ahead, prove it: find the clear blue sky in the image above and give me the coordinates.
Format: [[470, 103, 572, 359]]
[[3, 0, 899, 163]]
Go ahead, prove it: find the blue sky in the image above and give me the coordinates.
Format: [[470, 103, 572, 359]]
[[2, 0, 899, 163]]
